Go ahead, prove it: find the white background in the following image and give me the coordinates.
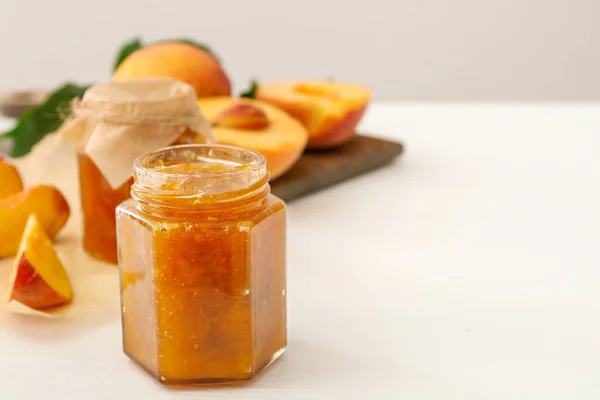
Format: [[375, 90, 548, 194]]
[[0, 0, 599, 100], [1, 103, 600, 399]]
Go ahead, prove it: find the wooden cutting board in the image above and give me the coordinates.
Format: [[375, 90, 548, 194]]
[[271, 134, 404, 202]]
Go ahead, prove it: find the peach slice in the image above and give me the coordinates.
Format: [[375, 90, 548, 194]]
[[7, 214, 73, 310], [198, 97, 309, 180], [0, 156, 24, 198], [256, 81, 371, 149], [0, 185, 70, 258]]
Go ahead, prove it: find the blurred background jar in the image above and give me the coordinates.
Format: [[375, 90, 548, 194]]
[[60, 78, 213, 264]]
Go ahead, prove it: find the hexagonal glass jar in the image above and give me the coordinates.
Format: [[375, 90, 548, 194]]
[[116, 144, 287, 384]]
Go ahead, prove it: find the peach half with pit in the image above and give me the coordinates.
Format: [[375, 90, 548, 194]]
[[198, 97, 309, 180]]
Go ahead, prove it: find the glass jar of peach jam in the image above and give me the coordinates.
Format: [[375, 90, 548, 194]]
[[78, 131, 205, 264], [116, 144, 287, 384], [78, 154, 133, 264], [61, 78, 214, 265]]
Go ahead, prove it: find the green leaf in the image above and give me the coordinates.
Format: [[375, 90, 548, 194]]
[[113, 37, 143, 71], [0, 83, 89, 157], [240, 79, 259, 99]]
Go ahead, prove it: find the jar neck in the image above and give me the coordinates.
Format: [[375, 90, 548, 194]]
[[130, 144, 270, 217]]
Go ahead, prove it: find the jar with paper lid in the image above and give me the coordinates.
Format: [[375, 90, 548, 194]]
[[116, 144, 287, 384], [60, 78, 214, 264]]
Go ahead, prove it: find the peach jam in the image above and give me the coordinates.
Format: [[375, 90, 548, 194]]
[[78, 130, 206, 265], [78, 154, 132, 264], [116, 144, 287, 384]]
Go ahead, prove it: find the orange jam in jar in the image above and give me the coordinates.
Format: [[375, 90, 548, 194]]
[[78, 154, 133, 264], [116, 144, 287, 384], [78, 131, 205, 264]]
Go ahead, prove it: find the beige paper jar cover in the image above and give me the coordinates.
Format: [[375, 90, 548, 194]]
[[59, 77, 214, 189]]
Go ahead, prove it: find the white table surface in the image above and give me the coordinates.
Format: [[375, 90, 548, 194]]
[[1, 103, 600, 399]]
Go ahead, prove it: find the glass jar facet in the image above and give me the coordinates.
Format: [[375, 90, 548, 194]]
[[116, 144, 287, 384]]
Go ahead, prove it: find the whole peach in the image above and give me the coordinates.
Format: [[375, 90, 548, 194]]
[[113, 41, 231, 98]]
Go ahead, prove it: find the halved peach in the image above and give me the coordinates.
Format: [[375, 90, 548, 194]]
[[256, 81, 371, 149], [8, 214, 73, 310], [198, 97, 309, 180], [0, 185, 70, 258], [0, 156, 24, 198]]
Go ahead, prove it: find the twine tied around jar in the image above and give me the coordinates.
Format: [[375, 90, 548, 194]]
[[69, 97, 210, 128]]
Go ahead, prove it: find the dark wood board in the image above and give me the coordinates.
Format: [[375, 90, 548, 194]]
[[271, 134, 404, 202]]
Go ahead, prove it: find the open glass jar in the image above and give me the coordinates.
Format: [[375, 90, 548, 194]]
[[116, 144, 287, 384]]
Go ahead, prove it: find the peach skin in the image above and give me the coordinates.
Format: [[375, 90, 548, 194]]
[[0, 156, 24, 198], [113, 41, 231, 98], [198, 97, 309, 180], [256, 81, 371, 149], [0, 185, 70, 258], [8, 214, 73, 310]]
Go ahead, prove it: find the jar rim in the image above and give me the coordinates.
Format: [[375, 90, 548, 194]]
[[131, 144, 269, 208], [133, 143, 267, 180]]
